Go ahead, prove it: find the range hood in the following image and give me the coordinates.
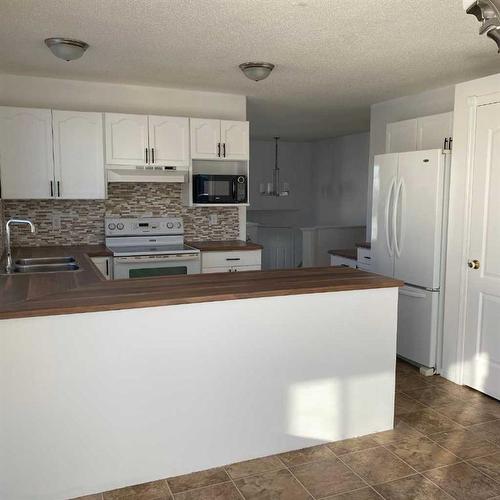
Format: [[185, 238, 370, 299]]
[[106, 165, 188, 183]]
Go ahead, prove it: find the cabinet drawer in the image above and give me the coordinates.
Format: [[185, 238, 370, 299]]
[[202, 250, 261, 268], [331, 255, 357, 268], [357, 247, 371, 264]]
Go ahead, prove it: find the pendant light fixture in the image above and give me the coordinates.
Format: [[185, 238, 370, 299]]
[[260, 137, 290, 197], [239, 62, 275, 81], [45, 38, 89, 61]]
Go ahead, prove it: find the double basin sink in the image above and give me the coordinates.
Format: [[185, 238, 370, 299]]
[[13, 256, 79, 273]]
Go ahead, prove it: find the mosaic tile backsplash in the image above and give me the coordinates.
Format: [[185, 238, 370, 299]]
[[2, 183, 240, 247]]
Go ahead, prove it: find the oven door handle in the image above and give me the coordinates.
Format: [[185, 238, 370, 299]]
[[232, 178, 237, 201]]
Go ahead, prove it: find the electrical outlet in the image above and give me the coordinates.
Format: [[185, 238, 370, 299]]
[[208, 214, 218, 226], [52, 213, 61, 230]]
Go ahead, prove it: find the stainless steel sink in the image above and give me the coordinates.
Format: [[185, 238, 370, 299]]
[[12, 256, 79, 273]]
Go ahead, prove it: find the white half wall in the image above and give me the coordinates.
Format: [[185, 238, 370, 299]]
[[367, 86, 455, 238], [0, 289, 398, 500]]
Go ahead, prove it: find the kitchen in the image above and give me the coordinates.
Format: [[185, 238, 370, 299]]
[[2, 2, 500, 500]]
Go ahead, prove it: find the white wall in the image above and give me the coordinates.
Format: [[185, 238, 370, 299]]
[[367, 85, 456, 237], [0, 74, 246, 120], [312, 133, 369, 227], [0, 289, 398, 500]]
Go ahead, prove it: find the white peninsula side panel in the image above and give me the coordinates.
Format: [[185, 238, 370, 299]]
[[0, 288, 398, 500]]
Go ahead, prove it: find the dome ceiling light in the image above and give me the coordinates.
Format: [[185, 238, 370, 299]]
[[465, 0, 500, 52], [44, 37, 89, 61], [239, 62, 275, 81]]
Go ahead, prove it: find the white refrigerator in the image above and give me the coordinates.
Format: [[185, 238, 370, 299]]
[[371, 149, 450, 371]]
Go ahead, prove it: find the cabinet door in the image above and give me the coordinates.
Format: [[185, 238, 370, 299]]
[[53, 111, 105, 199], [0, 106, 54, 199], [91, 256, 112, 280], [385, 119, 418, 153], [105, 113, 149, 165], [417, 112, 453, 151], [149, 115, 189, 166], [220, 120, 249, 160], [190, 118, 221, 159]]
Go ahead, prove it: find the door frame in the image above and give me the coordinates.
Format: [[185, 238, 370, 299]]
[[442, 79, 500, 385]]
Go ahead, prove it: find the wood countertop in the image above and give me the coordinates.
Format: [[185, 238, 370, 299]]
[[0, 245, 402, 320], [328, 248, 358, 260], [187, 240, 263, 252]]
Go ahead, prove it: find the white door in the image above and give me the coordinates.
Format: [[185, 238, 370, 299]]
[[386, 119, 418, 153], [371, 154, 398, 278], [220, 120, 249, 160], [398, 286, 439, 368], [463, 102, 500, 399], [394, 150, 445, 289], [190, 118, 221, 159], [0, 106, 54, 199], [52, 111, 105, 199], [148, 115, 189, 167], [105, 113, 149, 166], [417, 112, 453, 151]]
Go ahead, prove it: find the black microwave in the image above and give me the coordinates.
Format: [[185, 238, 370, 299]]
[[193, 174, 247, 204]]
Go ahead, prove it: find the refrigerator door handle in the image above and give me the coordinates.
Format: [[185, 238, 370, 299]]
[[385, 177, 397, 257], [393, 178, 404, 258]]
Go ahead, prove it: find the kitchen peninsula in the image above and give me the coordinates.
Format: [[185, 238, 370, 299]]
[[0, 250, 402, 500]]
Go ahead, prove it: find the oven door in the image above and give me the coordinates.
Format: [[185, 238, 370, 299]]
[[193, 175, 237, 204], [113, 254, 200, 280]]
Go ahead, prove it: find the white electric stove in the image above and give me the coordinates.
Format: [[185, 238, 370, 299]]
[[105, 217, 200, 279]]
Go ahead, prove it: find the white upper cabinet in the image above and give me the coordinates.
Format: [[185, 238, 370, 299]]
[[417, 112, 453, 150], [191, 118, 249, 160], [105, 113, 149, 166], [386, 119, 418, 154], [53, 110, 105, 199], [148, 115, 189, 166], [0, 107, 54, 199], [221, 120, 249, 160], [386, 112, 454, 154], [190, 118, 221, 159]]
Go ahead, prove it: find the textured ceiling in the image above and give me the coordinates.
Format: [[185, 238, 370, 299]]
[[0, 0, 497, 140]]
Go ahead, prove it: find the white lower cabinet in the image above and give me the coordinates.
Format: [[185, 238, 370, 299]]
[[357, 247, 372, 271], [330, 255, 357, 268], [201, 250, 261, 273], [91, 256, 113, 280]]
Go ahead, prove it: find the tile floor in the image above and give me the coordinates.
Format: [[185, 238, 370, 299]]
[[74, 360, 500, 499]]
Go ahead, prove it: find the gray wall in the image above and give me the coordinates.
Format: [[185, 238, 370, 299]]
[[366, 85, 456, 237]]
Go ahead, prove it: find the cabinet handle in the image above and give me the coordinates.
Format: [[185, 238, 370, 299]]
[[449, 137, 453, 150], [226, 257, 241, 261], [50, 181, 54, 197], [444, 138, 448, 150], [151, 148, 155, 164], [57, 181, 61, 197], [217, 143, 221, 157], [223, 143, 226, 157], [105, 259, 109, 276], [145, 148, 149, 164]]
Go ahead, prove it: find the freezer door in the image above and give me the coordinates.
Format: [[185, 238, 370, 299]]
[[394, 150, 445, 289], [371, 153, 398, 278], [397, 286, 439, 368]]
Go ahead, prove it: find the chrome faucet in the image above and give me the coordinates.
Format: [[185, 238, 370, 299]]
[[5, 219, 36, 273]]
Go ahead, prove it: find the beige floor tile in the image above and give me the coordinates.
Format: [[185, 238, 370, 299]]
[[340, 447, 415, 485], [396, 373, 430, 392], [395, 393, 427, 417], [433, 401, 500, 426], [469, 451, 500, 482], [429, 428, 500, 460], [278, 444, 336, 467], [328, 435, 381, 456], [373, 474, 451, 500], [469, 419, 500, 445], [234, 468, 310, 500], [290, 458, 366, 498], [371, 419, 424, 445], [167, 468, 229, 494], [173, 482, 241, 500], [386, 436, 460, 472], [225, 455, 284, 479], [400, 408, 463, 436], [423, 462, 500, 500], [402, 387, 461, 408], [103, 480, 171, 500], [321, 487, 381, 499]]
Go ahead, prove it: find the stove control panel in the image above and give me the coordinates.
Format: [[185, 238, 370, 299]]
[[105, 217, 183, 236]]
